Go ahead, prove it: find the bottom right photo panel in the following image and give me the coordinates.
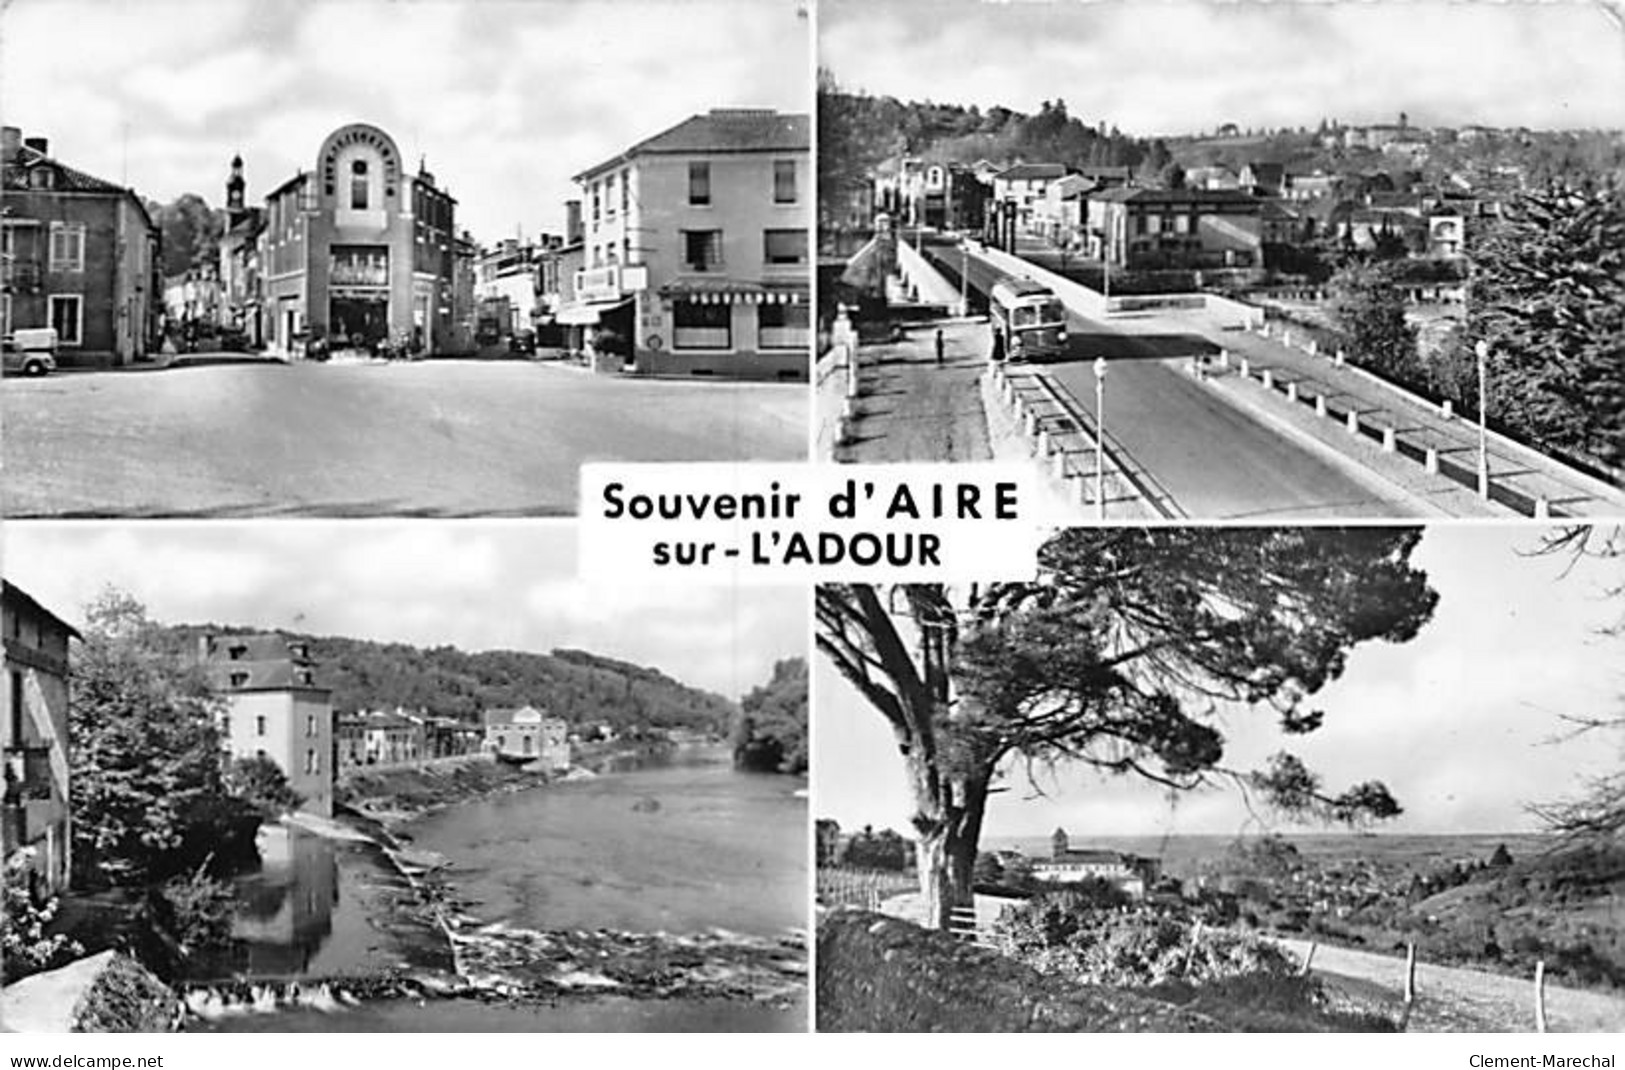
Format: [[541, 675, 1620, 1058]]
[[813, 524, 1624, 1033]]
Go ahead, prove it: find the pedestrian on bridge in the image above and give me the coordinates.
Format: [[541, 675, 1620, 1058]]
[[935, 328, 945, 367]]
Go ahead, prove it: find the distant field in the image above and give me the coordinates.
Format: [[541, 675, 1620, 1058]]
[[982, 832, 1555, 879]]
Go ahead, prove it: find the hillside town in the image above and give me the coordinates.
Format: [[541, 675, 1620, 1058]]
[[819, 82, 1624, 521]]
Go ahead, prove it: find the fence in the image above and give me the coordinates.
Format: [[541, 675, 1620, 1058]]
[[816, 867, 917, 912]]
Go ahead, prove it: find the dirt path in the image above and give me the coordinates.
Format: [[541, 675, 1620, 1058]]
[[1278, 937, 1625, 1033]]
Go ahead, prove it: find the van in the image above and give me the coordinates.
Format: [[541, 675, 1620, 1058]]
[[2, 327, 59, 377]]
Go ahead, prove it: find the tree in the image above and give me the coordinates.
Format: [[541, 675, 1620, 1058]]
[[69, 588, 261, 888], [816, 528, 1438, 929], [1468, 182, 1625, 466], [731, 657, 808, 774], [149, 193, 224, 278], [1527, 526, 1624, 840], [225, 755, 303, 817], [1329, 260, 1421, 383]]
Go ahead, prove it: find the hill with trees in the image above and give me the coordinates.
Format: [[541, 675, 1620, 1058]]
[[730, 657, 808, 774], [151, 623, 738, 734]]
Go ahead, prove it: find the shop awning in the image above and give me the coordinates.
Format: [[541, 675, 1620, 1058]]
[[657, 277, 807, 305], [552, 297, 631, 325]]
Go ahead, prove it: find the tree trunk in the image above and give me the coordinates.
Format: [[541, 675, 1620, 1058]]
[[906, 750, 992, 931]]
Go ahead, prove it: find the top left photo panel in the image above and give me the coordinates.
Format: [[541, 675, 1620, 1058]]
[[0, 0, 812, 518]]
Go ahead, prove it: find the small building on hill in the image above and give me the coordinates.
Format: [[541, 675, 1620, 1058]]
[[1032, 828, 1159, 897]]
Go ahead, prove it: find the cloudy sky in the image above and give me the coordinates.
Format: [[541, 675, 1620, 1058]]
[[2, 521, 807, 701], [822, 0, 1625, 135], [816, 526, 1625, 838], [0, 0, 809, 241]]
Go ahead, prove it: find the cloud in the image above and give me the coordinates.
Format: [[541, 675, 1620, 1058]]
[[821, 0, 1625, 132], [0, 0, 809, 240]]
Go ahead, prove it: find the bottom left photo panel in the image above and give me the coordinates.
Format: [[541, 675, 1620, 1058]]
[[0, 521, 809, 1033]]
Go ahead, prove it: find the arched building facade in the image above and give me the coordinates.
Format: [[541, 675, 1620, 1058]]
[[259, 123, 460, 356]]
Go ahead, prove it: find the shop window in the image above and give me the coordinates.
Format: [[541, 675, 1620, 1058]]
[[673, 300, 731, 350], [758, 302, 808, 350]]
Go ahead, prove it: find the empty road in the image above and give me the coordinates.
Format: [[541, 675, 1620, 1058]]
[[3, 360, 807, 517]]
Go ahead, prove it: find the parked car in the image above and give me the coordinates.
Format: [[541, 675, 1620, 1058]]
[[508, 328, 537, 356], [2, 327, 59, 377]]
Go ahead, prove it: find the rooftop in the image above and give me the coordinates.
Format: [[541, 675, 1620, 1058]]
[[996, 162, 1068, 182], [575, 109, 809, 180]]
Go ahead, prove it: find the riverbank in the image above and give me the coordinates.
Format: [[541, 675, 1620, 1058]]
[[183, 749, 807, 1030]]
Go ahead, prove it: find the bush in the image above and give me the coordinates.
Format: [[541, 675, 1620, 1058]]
[[1, 854, 84, 983], [993, 894, 1298, 988], [147, 871, 236, 960]]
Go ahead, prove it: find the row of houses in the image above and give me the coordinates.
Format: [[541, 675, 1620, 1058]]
[[2, 584, 574, 900], [868, 153, 1487, 274]]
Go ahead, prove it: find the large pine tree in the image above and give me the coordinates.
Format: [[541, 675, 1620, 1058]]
[[1469, 181, 1625, 467]]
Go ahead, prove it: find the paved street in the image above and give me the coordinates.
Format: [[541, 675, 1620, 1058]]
[[2, 361, 807, 517], [943, 242, 1424, 519]]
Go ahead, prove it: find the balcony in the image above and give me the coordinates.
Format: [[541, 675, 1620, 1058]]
[[573, 264, 648, 303], [2, 259, 42, 294], [3, 745, 53, 803]]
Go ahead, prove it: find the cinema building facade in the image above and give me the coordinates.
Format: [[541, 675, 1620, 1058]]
[[259, 123, 459, 356]]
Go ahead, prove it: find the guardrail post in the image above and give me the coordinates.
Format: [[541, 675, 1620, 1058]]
[[1286, 381, 1299, 403], [1023, 410, 1039, 438], [1440, 399, 1454, 420], [1346, 410, 1360, 435], [1535, 960, 1547, 1033], [1307, 338, 1318, 356], [1053, 448, 1069, 483], [1261, 368, 1275, 391], [1218, 348, 1230, 368], [1239, 356, 1251, 378], [1315, 395, 1327, 418], [1382, 426, 1397, 452], [1533, 497, 1551, 520], [1334, 348, 1346, 366], [1424, 447, 1439, 474], [1282, 328, 1292, 348], [1036, 427, 1052, 458]]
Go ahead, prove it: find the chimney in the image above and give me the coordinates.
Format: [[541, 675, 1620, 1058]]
[[23, 136, 48, 156], [565, 199, 582, 244], [1, 127, 19, 161]]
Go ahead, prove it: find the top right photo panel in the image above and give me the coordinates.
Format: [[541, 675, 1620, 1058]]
[[816, 0, 1625, 522]]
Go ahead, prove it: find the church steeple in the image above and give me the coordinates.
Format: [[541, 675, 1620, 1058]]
[[226, 154, 245, 216], [1051, 827, 1070, 859]]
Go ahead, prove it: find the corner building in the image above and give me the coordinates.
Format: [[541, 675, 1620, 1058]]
[[570, 109, 810, 380], [261, 123, 458, 355]]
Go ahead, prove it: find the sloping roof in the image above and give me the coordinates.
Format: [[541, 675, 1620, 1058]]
[[0, 581, 82, 641], [1089, 186, 1260, 207], [205, 659, 328, 693], [2, 143, 127, 194], [996, 162, 1068, 182], [201, 633, 301, 663], [575, 109, 809, 180]]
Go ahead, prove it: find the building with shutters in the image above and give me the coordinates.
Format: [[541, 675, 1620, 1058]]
[[2, 582, 79, 897], [1, 126, 160, 367], [566, 108, 809, 380]]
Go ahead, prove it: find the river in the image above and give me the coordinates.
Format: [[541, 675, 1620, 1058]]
[[193, 749, 807, 1031]]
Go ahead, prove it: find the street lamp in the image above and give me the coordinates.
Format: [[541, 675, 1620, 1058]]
[[959, 243, 969, 317], [1094, 356, 1108, 521], [1475, 340, 1490, 499]]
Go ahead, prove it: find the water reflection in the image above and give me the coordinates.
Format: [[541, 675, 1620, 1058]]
[[229, 825, 340, 975]]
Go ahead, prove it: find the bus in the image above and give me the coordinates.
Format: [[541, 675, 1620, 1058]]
[[988, 278, 1069, 362]]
